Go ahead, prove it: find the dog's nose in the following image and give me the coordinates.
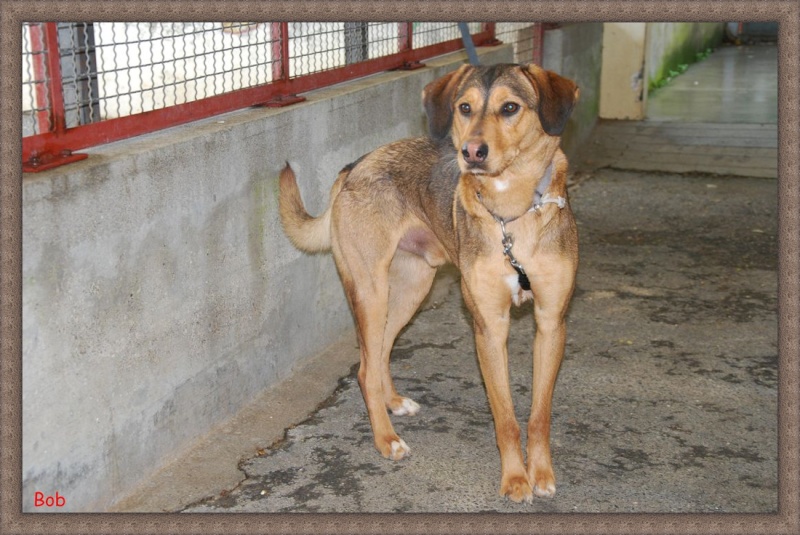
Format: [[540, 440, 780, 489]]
[[461, 141, 489, 164]]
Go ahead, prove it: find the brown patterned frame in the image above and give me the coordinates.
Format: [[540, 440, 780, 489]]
[[1, 1, 797, 533]]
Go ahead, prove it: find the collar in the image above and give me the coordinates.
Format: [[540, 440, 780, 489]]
[[475, 163, 566, 225], [473, 163, 565, 293]]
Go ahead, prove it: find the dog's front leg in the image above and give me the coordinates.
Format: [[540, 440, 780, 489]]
[[461, 272, 532, 503], [527, 253, 576, 498]]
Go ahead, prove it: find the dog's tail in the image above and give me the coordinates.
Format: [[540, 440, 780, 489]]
[[278, 163, 345, 253]]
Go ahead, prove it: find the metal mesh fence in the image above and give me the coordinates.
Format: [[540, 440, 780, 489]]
[[22, 22, 279, 131], [413, 22, 482, 48], [288, 22, 344, 77], [22, 23, 50, 136], [496, 22, 539, 64], [88, 22, 277, 120], [24, 22, 494, 133], [22, 21, 539, 157]]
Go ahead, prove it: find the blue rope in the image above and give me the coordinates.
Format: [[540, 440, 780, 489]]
[[458, 23, 480, 66]]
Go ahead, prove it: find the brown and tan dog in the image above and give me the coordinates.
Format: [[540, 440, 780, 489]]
[[279, 63, 579, 502]]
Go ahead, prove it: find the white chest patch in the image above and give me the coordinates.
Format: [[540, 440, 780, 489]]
[[494, 178, 510, 192], [504, 273, 521, 293], [504, 273, 533, 306]]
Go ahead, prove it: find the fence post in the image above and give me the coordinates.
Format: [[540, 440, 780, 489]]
[[398, 22, 413, 52], [344, 22, 368, 64], [479, 23, 502, 46], [27, 23, 51, 134], [262, 22, 305, 108], [270, 22, 286, 81], [395, 22, 424, 70], [58, 22, 101, 127], [41, 22, 68, 134], [532, 23, 550, 66], [22, 22, 89, 172]]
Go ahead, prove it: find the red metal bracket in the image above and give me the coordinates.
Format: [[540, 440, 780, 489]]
[[391, 61, 425, 71], [478, 24, 503, 47], [23, 150, 88, 173], [478, 38, 503, 47], [257, 94, 307, 108]]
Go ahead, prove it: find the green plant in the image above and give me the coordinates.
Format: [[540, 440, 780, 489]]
[[695, 47, 713, 61], [650, 48, 713, 91]]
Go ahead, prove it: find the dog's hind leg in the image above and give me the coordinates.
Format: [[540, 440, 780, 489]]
[[331, 220, 411, 461], [381, 249, 437, 416]]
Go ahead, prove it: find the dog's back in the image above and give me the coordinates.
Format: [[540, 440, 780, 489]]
[[279, 136, 459, 262]]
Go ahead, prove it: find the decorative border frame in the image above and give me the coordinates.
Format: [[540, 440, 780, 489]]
[[2, 1, 797, 533]]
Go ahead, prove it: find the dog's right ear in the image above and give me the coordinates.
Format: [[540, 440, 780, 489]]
[[422, 64, 472, 140]]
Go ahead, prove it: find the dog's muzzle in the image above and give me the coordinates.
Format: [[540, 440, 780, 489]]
[[461, 140, 489, 166]]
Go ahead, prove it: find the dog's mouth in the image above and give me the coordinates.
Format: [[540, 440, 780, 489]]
[[459, 153, 515, 178], [465, 161, 488, 174]]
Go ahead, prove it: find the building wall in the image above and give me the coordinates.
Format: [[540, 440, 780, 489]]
[[599, 23, 648, 120], [645, 23, 726, 90], [541, 23, 604, 166]]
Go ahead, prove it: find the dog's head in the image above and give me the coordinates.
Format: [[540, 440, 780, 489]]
[[422, 63, 579, 175]]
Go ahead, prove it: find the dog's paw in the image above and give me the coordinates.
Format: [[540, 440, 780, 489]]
[[390, 397, 420, 416], [388, 438, 410, 460], [376, 434, 411, 460], [530, 467, 557, 498], [533, 481, 556, 498], [500, 474, 533, 503]]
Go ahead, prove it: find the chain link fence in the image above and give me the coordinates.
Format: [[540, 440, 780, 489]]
[[22, 21, 541, 170]]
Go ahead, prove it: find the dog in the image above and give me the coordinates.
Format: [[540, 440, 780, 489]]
[[278, 63, 579, 502]]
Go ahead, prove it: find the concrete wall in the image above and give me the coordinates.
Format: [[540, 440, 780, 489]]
[[22, 46, 515, 512], [645, 23, 726, 89], [541, 23, 604, 165], [599, 23, 648, 120]]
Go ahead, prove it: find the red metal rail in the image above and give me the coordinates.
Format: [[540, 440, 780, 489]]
[[22, 23, 499, 173], [24, 23, 88, 171]]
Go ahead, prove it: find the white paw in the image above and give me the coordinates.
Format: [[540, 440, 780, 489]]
[[390, 438, 410, 460], [533, 482, 556, 498], [391, 398, 421, 416]]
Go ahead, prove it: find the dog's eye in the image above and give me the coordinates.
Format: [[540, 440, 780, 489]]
[[501, 102, 520, 116], [458, 103, 471, 116]]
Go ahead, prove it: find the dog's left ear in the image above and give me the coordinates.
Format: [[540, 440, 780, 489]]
[[422, 64, 472, 140], [522, 65, 580, 136]]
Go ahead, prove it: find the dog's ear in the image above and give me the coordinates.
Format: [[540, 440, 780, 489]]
[[522, 64, 580, 136], [422, 64, 472, 140]]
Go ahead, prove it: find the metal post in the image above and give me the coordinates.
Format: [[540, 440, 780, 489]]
[[28, 23, 52, 133], [532, 23, 544, 66], [22, 22, 89, 172], [58, 22, 100, 127], [270, 22, 286, 81], [398, 22, 413, 53], [344, 22, 368, 64], [42, 22, 68, 134], [262, 22, 305, 107]]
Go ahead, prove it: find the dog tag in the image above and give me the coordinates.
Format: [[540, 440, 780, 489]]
[[516, 268, 531, 291]]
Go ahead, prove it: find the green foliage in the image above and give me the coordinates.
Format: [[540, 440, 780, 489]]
[[650, 48, 713, 91], [695, 47, 713, 61]]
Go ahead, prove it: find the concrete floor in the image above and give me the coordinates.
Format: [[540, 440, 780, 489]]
[[115, 43, 779, 514], [646, 43, 777, 123], [582, 43, 778, 179]]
